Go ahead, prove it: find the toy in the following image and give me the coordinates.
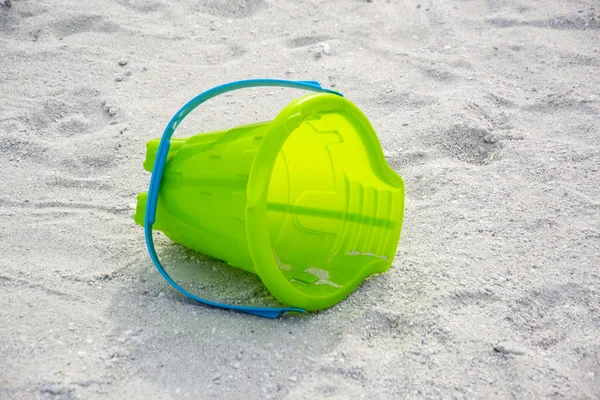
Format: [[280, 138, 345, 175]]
[[134, 79, 404, 318]]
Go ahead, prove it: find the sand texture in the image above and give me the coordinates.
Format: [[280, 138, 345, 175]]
[[1, 0, 599, 398]]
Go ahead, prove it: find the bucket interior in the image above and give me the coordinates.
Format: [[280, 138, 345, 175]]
[[265, 110, 402, 298]]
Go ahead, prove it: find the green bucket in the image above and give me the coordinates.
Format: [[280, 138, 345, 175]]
[[134, 79, 404, 317]]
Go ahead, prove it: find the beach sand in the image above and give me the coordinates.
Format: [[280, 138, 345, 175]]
[[1, 0, 599, 398]]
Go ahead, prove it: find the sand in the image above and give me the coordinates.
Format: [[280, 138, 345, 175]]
[[1, 0, 599, 398]]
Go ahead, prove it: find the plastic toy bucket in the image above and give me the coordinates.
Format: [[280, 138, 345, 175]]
[[134, 79, 404, 318]]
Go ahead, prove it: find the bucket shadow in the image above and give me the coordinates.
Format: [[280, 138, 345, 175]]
[[102, 240, 354, 398], [152, 238, 287, 309], [101, 225, 430, 399]]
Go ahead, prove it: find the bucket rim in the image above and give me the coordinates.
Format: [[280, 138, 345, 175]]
[[245, 92, 404, 310]]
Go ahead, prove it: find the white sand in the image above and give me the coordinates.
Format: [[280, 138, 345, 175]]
[[1, 0, 599, 398]]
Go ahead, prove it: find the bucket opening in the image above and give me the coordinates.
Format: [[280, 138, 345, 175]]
[[264, 108, 402, 301]]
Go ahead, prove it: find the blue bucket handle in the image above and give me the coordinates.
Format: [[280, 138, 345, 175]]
[[144, 79, 343, 318]]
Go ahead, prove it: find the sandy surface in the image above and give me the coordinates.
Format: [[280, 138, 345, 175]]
[[1, 0, 599, 398]]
